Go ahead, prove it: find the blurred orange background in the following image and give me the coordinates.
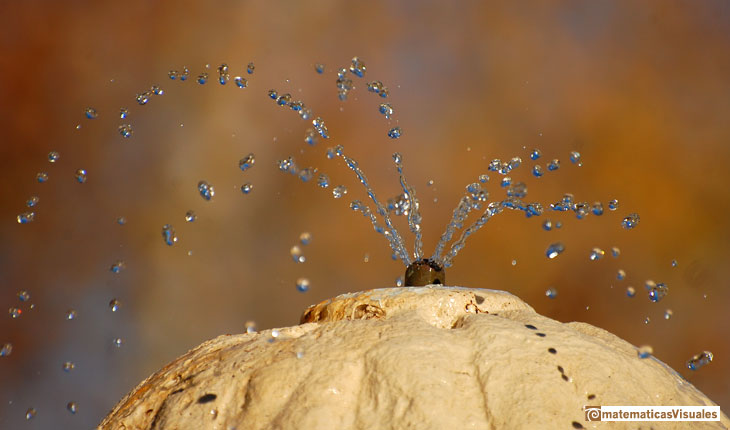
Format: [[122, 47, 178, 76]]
[[1, 1, 729, 427]]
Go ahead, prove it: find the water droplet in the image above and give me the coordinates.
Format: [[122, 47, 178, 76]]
[[511, 259, 518, 266], [664, 309, 673, 320], [65, 310, 77, 320], [268, 89, 278, 100], [608, 199, 619, 210], [119, 108, 129, 119], [545, 287, 557, 299], [611, 246, 620, 258], [349, 57, 366, 77], [379, 103, 394, 119], [198, 181, 215, 201], [315, 63, 325, 74], [247, 62, 255, 74], [542, 220, 553, 231], [276, 93, 291, 106], [591, 202, 604, 216], [290, 246, 305, 263], [217, 64, 229, 85], [135, 91, 151, 105], [109, 299, 120, 312], [36, 172, 49, 183], [183, 210, 197, 223], [617, 269, 626, 280], [25, 195, 39, 208], [245, 321, 257, 333], [118, 124, 133, 138], [387, 127, 402, 139], [62, 361, 75, 372], [532, 165, 544, 177], [180, 66, 190, 81], [546, 242, 565, 259], [644, 317, 651, 324], [110, 260, 126, 273], [569, 151, 582, 165], [298, 168, 316, 183], [626, 286, 636, 297], [0, 342, 13, 357], [589, 248, 605, 261], [645, 280, 668, 302], [317, 173, 330, 188], [116, 216, 127, 225], [500, 177, 512, 188], [547, 159, 560, 171], [621, 213, 640, 230], [84, 107, 98, 119], [395, 276, 404, 287], [671, 259, 678, 268], [530, 149, 541, 160], [112, 337, 123, 347], [74, 169, 87, 183], [197, 73, 209, 85], [478, 174, 489, 183], [238, 153, 256, 172], [66, 402, 77, 414], [151, 85, 164, 95], [9, 307, 22, 318], [25, 408, 36, 420], [687, 351, 713, 370], [17, 290, 30, 302], [506, 182, 527, 198], [637, 345, 653, 359], [299, 232, 312, 245], [313, 117, 329, 138], [296, 278, 310, 293], [332, 185, 347, 199], [234, 76, 248, 88], [240, 183, 253, 194], [17, 211, 35, 224], [48, 151, 60, 163], [162, 225, 178, 246], [168, 70, 178, 80]]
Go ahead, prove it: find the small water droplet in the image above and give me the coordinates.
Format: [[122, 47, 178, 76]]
[[197, 73, 209, 85], [296, 278, 310, 293], [591, 202, 604, 216], [113, 337, 123, 347], [66, 402, 77, 414], [245, 321, 257, 333], [542, 220, 553, 231], [9, 307, 22, 318], [17, 290, 30, 302], [387, 127, 402, 139], [168, 70, 178, 80], [180, 67, 190, 81], [240, 183, 253, 194], [532, 165, 544, 177], [611, 246, 620, 258], [116, 216, 127, 225], [268, 89, 278, 100], [671, 259, 678, 268], [84, 107, 98, 119], [315, 63, 325, 74], [332, 185, 347, 199], [182, 211, 196, 223], [546, 243, 565, 259], [276, 93, 292, 106], [317, 173, 330, 188], [135, 91, 151, 105], [617, 269, 626, 280], [217, 64, 229, 85], [545, 287, 557, 299], [198, 181, 215, 201], [379, 103, 394, 119], [530, 149, 541, 160], [36, 172, 49, 183], [395, 276, 404, 287], [110, 260, 126, 273], [511, 259, 517, 266], [119, 108, 129, 119], [1, 343, 13, 357], [478, 174, 489, 183], [151, 85, 164, 95], [25, 407, 36, 420], [626, 286, 636, 297], [608, 199, 619, 210], [299, 232, 312, 245], [48, 151, 60, 163], [312, 117, 329, 138], [17, 211, 35, 224], [547, 159, 560, 171], [118, 124, 133, 138], [349, 57, 366, 77], [290, 246, 306, 263], [65, 310, 77, 320], [62, 361, 75, 372], [233, 76, 248, 88], [25, 196, 39, 208], [74, 169, 87, 183], [638, 345, 653, 359], [589, 247, 605, 261], [500, 177, 512, 188], [645, 280, 668, 302], [569, 151, 582, 165], [687, 351, 713, 370], [109, 299, 120, 312], [162, 225, 178, 246], [621, 213, 640, 230], [247, 62, 255, 74], [664, 309, 673, 320], [644, 317, 651, 324]]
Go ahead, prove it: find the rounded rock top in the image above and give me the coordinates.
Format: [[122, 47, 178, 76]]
[[99, 286, 729, 430]]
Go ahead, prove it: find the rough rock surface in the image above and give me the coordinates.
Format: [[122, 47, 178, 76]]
[[99, 286, 728, 430]]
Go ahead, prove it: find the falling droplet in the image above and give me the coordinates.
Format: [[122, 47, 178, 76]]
[[245, 321, 257, 333], [591, 202, 604, 216], [290, 246, 305, 263], [545, 287, 557, 299], [349, 57, 366, 77], [217, 63, 229, 85], [387, 127, 402, 139], [25, 196, 39, 208], [569, 151, 582, 165], [198, 181, 215, 201], [17, 212, 35, 224], [113, 338, 123, 348], [234, 76, 248, 88], [247, 62, 255, 74], [395, 276, 404, 287], [151, 85, 164, 95], [197, 73, 209, 85], [530, 149, 541, 160], [547, 159, 560, 171], [542, 220, 553, 231], [687, 351, 713, 370], [664, 309, 673, 320], [296, 278, 310, 293], [644, 317, 651, 324], [315, 63, 325, 74], [500, 177, 512, 188], [66, 402, 77, 414], [17, 290, 30, 302], [313, 117, 329, 138], [276, 93, 292, 106], [118, 124, 133, 138], [25, 408, 36, 420], [645, 280, 668, 303], [611, 247, 620, 258], [268, 89, 278, 100], [109, 299, 120, 312], [626, 286, 636, 297], [608, 199, 619, 210], [637, 345, 653, 359], [478, 174, 489, 183], [671, 259, 678, 268], [36, 172, 49, 183], [621, 213, 640, 230], [240, 183, 253, 194], [119, 108, 129, 119], [589, 248, 605, 261], [332, 185, 347, 199], [74, 169, 87, 183], [162, 225, 178, 246], [9, 307, 22, 318], [379, 103, 394, 119], [617, 269, 626, 280], [317, 173, 330, 188], [299, 232, 312, 245], [168, 70, 178, 80], [135, 91, 151, 105], [116, 216, 127, 225], [84, 107, 98, 119], [532, 165, 544, 177], [48, 151, 60, 163], [0, 342, 13, 357], [546, 243, 565, 259], [110, 260, 126, 273], [62, 361, 75, 372], [65, 310, 77, 320]]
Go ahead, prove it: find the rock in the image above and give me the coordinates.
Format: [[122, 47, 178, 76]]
[[99, 286, 728, 429]]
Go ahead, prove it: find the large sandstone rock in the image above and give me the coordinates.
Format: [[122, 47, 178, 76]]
[[99, 286, 728, 429]]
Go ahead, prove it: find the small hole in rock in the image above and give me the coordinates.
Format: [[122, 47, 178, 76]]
[[535, 332, 546, 337], [197, 393, 217, 404], [548, 348, 557, 354], [524, 324, 538, 330], [587, 394, 596, 400], [433, 279, 442, 284], [475, 295, 485, 304], [572, 422, 585, 429]]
